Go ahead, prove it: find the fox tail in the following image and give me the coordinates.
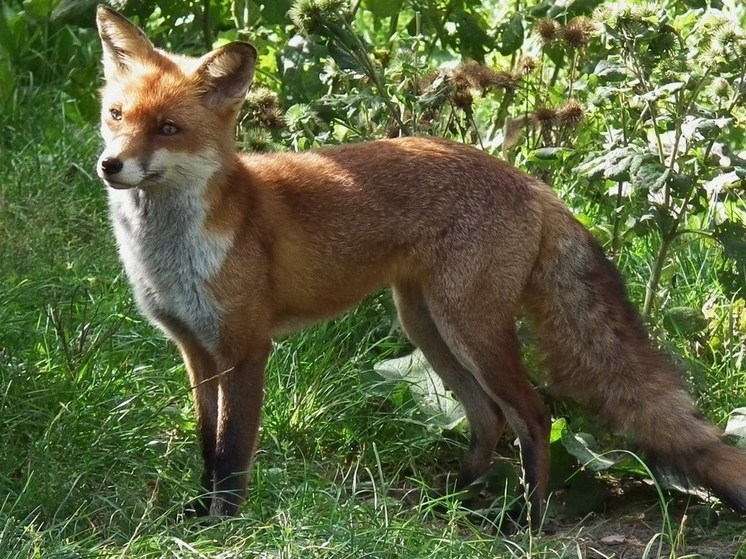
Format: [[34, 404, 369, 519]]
[[525, 189, 746, 509]]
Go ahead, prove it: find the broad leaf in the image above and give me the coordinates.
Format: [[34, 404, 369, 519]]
[[455, 11, 492, 62], [594, 59, 627, 83], [663, 307, 708, 336], [725, 408, 746, 449], [374, 350, 465, 429], [577, 146, 641, 181], [363, 0, 403, 18], [498, 15, 524, 56], [714, 220, 746, 292]]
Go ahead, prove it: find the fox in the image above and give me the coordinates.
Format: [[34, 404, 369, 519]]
[[94, 5, 746, 524]]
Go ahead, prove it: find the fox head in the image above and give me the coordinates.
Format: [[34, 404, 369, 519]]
[[95, 6, 257, 190]]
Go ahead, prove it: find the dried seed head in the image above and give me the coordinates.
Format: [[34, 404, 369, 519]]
[[530, 106, 557, 127], [561, 17, 596, 49], [557, 99, 584, 126], [452, 88, 474, 110], [419, 109, 436, 125], [453, 61, 519, 92], [491, 70, 520, 91], [536, 18, 560, 43], [245, 88, 285, 131], [519, 56, 539, 75], [385, 123, 401, 138], [454, 61, 494, 90]]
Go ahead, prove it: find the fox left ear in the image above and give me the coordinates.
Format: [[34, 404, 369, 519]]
[[196, 42, 257, 110], [96, 5, 155, 80]]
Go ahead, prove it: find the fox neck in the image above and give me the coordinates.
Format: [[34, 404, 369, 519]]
[[107, 155, 235, 353]]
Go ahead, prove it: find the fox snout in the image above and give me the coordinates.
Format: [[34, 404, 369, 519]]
[[96, 151, 144, 189], [100, 156, 123, 177]]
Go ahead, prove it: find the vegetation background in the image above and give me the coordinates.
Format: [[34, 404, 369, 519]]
[[1, 0, 745, 556]]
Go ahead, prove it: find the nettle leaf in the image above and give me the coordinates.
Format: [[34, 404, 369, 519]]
[[669, 173, 694, 196], [632, 159, 669, 192], [455, 11, 492, 62], [577, 146, 640, 182], [327, 43, 360, 71], [561, 430, 619, 472], [594, 59, 627, 83], [663, 307, 708, 336], [703, 171, 743, 194], [637, 81, 684, 103], [681, 116, 731, 143]]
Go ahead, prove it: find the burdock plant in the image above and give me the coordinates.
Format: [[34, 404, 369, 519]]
[[289, 0, 410, 135]]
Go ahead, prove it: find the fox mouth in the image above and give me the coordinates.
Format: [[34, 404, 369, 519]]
[[103, 170, 164, 189]]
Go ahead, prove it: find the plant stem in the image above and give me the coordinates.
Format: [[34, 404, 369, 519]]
[[203, 0, 212, 50]]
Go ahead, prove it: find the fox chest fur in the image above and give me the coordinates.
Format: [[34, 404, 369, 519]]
[[108, 184, 232, 353]]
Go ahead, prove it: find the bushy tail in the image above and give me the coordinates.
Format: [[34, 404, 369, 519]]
[[525, 189, 746, 509]]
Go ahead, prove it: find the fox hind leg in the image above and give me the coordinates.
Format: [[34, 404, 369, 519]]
[[393, 283, 506, 495], [422, 288, 551, 526]]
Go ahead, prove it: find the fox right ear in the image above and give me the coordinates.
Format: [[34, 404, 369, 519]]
[[96, 5, 154, 79], [195, 42, 257, 110]]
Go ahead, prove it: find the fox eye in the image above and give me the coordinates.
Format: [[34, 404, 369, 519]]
[[159, 121, 180, 136], [109, 108, 122, 121]]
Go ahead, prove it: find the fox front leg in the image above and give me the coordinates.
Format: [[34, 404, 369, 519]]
[[209, 343, 270, 517], [177, 340, 219, 517]]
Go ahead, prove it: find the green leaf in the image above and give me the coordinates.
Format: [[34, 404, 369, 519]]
[[594, 59, 627, 83], [498, 14, 523, 56], [663, 307, 708, 336], [374, 350, 465, 429], [530, 147, 574, 160], [669, 173, 694, 196], [22, 0, 58, 19], [561, 429, 619, 472], [577, 146, 640, 181], [362, 0, 403, 18], [455, 11, 492, 62], [714, 220, 746, 292], [483, 458, 520, 495], [262, 0, 292, 24], [632, 159, 668, 192], [638, 81, 684, 103], [725, 408, 746, 449]]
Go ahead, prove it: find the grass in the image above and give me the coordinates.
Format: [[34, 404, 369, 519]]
[[1, 84, 745, 558]]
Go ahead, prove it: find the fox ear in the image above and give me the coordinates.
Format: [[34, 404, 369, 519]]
[[195, 42, 257, 110], [96, 5, 154, 79]]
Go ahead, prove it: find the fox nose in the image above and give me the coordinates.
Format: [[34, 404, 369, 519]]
[[100, 157, 123, 176]]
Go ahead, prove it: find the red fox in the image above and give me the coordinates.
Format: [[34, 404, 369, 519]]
[[95, 5, 746, 523]]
